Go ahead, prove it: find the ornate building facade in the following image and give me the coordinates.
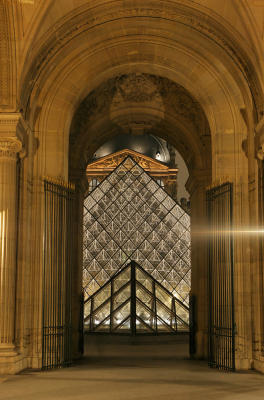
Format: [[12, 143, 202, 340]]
[[85, 149, 178, 198], [0, 0, 264, 374]]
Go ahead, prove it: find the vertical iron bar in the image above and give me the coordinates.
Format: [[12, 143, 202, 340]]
[[224, 190, 227, 369], [50, 183, 53, 369], [131, 261, 136, 336], [226, 188, 229, 370], [207, 189, 212, 366], [220, 192, 223, 369], [61, 188, 65, 366], [153, 281, 157, 334], [63, 186, 67, 365], [217, 192, 220, 368], [58, 187, 63, 367], [42, 182, 47, 369], [79, 292, 84, 355], [65, 187, 68, 366], [90, 297, 94, 332], [110, 279, 114, 332], [172, 296, 176, 332], [230, 184, 235, 370], [189, 295, 196, 354], [56, 185, 60, 368], [54, 183, 58, 368]]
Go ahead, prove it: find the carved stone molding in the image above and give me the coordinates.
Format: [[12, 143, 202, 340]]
[[0, 0, 17, 109], [0, 0, 10, 107], [21, 1, 263, 118]]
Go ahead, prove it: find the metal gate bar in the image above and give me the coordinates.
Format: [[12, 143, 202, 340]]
[[42, 179, 75, 369], [207, 182, 235, 371], [189, 295, 196, 356]]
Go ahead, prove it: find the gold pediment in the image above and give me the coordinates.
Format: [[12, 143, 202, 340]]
[[86, 149, 175, 172]]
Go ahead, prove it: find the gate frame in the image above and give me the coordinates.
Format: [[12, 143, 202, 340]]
[[207, 182, 235, 371], [42, 179, 75, 370]]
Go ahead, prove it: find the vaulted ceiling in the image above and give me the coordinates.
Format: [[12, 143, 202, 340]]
[[69, 73, 210, 171]]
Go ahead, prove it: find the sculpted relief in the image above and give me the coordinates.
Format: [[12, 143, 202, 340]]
[[70, 73, 209, 142]]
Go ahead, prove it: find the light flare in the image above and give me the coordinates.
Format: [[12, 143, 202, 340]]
[[192, 227, 264, 236]]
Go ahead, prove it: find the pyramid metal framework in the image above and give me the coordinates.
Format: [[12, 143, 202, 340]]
[[83, 156, 191, 323], [84, 261, 189, 333]]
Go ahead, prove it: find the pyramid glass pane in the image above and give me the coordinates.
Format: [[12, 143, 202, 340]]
[[83, 156, 191, 322], [113, 285, 130, 310], [84, 261, 189, 334]]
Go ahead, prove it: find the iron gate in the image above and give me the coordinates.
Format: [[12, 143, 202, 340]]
[[42, 179, 75, 369], [207, 182, 235, 371]]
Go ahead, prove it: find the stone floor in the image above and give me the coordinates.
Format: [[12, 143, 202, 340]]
[[1, 335, 264, 400]]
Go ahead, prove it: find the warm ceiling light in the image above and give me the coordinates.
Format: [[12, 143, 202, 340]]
[[156, 151, 161, 160]]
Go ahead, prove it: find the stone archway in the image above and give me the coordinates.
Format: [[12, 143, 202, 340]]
[[67, 71, 212, 363], [1, 0, 262, 374]]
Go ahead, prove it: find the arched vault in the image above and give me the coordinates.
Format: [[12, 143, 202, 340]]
[[69, 73, 211, 177]]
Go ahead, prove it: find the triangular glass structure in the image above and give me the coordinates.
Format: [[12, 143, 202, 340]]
[[83, 156, 191, 322], [84, 261, 189, 333]]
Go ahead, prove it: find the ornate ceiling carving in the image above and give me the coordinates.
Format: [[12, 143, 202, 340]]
[[69, 72, 210, 172], [114, 74, 161, 103], [70, 73, 209, 141]]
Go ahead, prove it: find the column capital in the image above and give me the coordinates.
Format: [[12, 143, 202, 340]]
[[0, 138, 22, 159], [0, 113, 28, 159]]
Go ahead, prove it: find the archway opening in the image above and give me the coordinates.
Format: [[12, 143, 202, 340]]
[[12, 0, 263, 376], [68, 72, 211, 355], [82, 144, 190, 334]]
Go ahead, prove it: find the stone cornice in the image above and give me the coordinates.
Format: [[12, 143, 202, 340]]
[[21, 1, 263, 119]]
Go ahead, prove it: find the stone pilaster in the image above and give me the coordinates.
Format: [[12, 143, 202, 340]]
[[0, 139, 21, 351], [186, 169, 211, 359], [0, 114, 25, 373]]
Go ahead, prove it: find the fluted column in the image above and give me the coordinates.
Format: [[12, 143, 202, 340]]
[[0, 137, 22, 353]]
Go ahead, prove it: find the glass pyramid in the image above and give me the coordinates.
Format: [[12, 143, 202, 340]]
[[83, 156, 191, 323], [84, 261, 189, 333]]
